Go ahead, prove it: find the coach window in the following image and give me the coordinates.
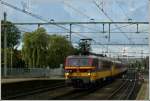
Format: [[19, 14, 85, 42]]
[[98, 61, 102, 70]]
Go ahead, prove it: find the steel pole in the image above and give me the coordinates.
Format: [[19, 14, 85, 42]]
[[4, 12, 7, 77], [69, 24, 72, 42], [108, 23, 110, 42]]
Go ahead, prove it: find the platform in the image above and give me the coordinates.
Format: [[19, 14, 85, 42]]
[[1, 77, 65, 84], [136, 79, 149, 100]]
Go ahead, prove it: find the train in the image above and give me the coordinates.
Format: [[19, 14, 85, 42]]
[[64, 55, 127, 88]]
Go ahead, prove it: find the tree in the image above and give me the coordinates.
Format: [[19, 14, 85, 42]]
[[1, 48, 12, 68], [22, 27, 49, 68], [47, 35, 75, 68], [1, 20, 21, 49], [1, 48, 25, 68], [11, 49, 26, 68], [1, 20, 21, 68], [22, 27, 75, 68]]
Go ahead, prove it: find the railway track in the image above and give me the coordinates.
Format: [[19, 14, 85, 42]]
[[107, 70, 137, 100], [107, 80, 136, 100], [4, 82, 66, 100], [51, 87, 98, 100], [71, 79, 125, 100], [72, 69, 139, 100], [50, 80, 115, 100], [4, 69, 140, 100]]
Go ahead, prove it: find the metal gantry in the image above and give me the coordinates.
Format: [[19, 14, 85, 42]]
[[2, 21, 149, 25], [2, 21, 149, 45], [1, 0, 149, 45]]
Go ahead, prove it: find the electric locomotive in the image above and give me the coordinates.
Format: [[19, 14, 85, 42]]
[[64, 55, 127, 88]]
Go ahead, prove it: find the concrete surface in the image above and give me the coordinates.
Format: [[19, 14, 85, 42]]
[[1, 77, 65, 84], [136, 73, 149, 100]]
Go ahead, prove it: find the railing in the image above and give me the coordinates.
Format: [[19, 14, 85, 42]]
[[1, 67, 64, 78]]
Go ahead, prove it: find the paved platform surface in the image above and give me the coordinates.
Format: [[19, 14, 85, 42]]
[[136, 74, 149, 100], [1, 77, 65, 84]]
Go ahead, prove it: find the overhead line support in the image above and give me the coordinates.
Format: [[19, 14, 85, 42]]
[[5, 21, 149, 25], [4, 12, 7, 77], [136, 24, 139, 33], [102, 24, 105, 33], [69, 24, 72, 42], [108, 23, 110, 42]]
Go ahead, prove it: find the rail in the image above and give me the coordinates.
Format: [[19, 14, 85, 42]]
[[107, 80, 128, 99], [4, 82, 66, 100], [107, 70, 137, 100]]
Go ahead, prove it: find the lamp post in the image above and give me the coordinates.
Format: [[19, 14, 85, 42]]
[[10, 45, 13, 70]]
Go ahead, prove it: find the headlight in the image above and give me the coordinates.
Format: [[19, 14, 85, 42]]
[[66, 73, 69, 75], [88, 73, 91, 76]]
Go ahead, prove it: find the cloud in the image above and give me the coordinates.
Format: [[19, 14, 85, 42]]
[[2, 0, 148, 55]]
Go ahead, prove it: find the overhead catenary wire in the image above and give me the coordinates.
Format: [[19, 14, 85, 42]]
[[2, 0, 147, 56], [63, 1, 103, 32], [18, 29, 148, 46], [114, 0, 131, 20], [63, 1, 91, 19], [92, 0, 149, 56], [92, 0, 145, 56], [62, 1, 120, 55], [114, 0, 146, 46], [93, 0, 135, 44], [1, 0, 94, 41], [1, 0, 70, 31], [1, 0, 111, 54], [45, 31, 148, 33], [62, 0, 125, 40]]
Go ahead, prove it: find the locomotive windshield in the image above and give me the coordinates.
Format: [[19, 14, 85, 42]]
[[66, 58, 91, 66]]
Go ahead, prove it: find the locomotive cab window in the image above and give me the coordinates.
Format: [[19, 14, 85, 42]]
[[80, 58, 90, 66], [66, 58, 92, 67], [101, 60, 112, 69]]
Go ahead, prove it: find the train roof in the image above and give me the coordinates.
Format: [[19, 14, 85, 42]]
[[67, 55, 122, 63], [67, 55, 98, 59], [112, 60, 122, 64]]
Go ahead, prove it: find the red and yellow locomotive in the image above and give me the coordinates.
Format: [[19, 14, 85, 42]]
[[64, 55, 127, 88]]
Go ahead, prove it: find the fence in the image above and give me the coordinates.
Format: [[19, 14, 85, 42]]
[[1, 67, 64, 78]]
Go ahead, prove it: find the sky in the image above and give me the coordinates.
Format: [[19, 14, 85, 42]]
[[1, 0, 149, 57]]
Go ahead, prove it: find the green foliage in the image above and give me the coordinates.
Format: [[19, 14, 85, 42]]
[[22, 27, 49, 68], [1, 20, 23, 68], [13, 50, 26, 68], [47, 35, 75, 68], [22, 28, 75, 68], [1, 20, 21, 48], [1, 48, 25, 68]]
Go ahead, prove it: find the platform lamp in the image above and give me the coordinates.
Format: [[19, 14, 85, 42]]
[[50, 19, 55, 23], [90, 18, 95, 22]]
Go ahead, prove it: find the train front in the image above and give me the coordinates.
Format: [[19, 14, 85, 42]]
[[64, 56, 96, 88]]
